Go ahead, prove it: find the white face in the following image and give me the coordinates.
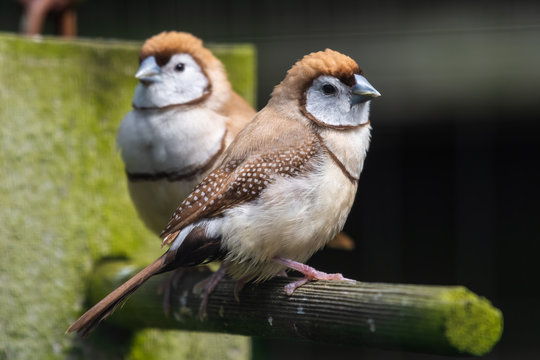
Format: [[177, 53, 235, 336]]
[[133, 53, 210, 108], [304, 75, 370, 127]]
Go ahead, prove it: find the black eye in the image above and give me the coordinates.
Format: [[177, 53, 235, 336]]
[[175, 63, 185, 72], [322, 84, 336, 95]]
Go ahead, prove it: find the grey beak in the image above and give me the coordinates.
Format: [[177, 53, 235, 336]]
[[135, 56, 162, 83], [351, 74, 381, 105]]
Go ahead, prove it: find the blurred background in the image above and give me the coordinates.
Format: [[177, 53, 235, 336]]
[[1, 0, 539, 359]]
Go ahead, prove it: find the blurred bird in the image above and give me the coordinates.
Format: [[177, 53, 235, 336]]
[[68, 49, 380, 335], [117, 31, 255, 234]]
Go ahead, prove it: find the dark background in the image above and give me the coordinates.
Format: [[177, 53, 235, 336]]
[[2, 1, 539, 359]]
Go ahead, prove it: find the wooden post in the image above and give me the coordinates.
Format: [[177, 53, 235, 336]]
[[88, 260, 503, 357]]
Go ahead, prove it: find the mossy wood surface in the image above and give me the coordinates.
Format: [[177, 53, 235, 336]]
[[0, 32, 255, 360], [93, 260, 503, 357]]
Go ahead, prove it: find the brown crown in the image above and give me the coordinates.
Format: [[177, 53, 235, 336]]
[[139, 31, 218, 68], [273, 49, 362, 100]]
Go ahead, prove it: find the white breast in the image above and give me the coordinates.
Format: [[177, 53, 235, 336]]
[[117, 107, 227, 234], [216, 157, 355, 281], [117, 107, 227, 174], [319, 124, 372, 178]]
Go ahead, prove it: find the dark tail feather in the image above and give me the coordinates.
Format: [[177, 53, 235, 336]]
[[66, 253, 169, 336]]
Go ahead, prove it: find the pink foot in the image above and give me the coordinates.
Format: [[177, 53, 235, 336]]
[[273, 256, 354, 295], [284, 277, 310, 295], [194, 263, 228, 320]]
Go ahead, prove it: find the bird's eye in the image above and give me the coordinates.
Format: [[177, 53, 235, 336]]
[[175, 63, 185, 72], [322, 84, 336, 95]]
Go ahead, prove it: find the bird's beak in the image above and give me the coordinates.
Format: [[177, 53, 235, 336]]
[[135, 56, 162, 83], [351, 74, 381, 105]]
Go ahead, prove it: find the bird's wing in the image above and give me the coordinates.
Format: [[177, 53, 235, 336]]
[[160, 132, 320, 246]]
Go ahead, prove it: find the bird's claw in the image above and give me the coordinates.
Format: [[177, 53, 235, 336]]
[[274, 256, 355, 295]]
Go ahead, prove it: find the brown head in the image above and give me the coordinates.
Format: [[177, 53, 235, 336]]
[[139, 31, 219, 69], [271, 49, 361, 102]]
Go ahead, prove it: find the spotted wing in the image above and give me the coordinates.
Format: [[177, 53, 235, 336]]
[[160, 137, 319, 246]]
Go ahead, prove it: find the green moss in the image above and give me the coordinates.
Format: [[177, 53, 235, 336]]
[[127, 330, 250, 360], [442, 287, 503, 356], [0, 32, 254, 360]]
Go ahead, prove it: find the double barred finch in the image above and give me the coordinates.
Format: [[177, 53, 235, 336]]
[[117, 31, 255, 234], [68, 49, 380, 336]]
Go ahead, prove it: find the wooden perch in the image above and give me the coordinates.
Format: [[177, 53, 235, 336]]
[[87, 260, 502, 357]]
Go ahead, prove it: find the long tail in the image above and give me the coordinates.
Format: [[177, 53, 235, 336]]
[[66, 253, 169, 336]]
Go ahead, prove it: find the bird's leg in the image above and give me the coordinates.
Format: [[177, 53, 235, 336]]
[[194, 262, 228, 320], [159, 267, 187, 315], [273, 256, 354, 295], [233, 277, 250, 302], [160, 265, 211, 315]]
